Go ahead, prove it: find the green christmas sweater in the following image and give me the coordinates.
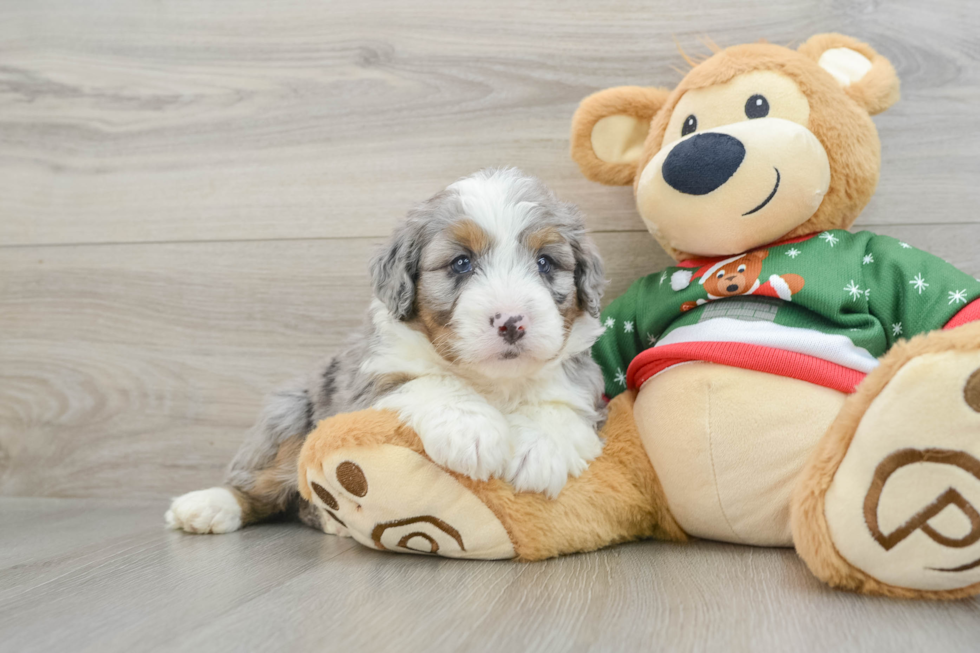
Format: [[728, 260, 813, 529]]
[[593, 230, 980, 399]]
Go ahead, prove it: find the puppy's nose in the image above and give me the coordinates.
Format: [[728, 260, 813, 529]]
[[662, 133, 746, 195], [491, 313, 525, 345]]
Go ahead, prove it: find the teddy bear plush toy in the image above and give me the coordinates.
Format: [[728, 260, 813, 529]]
[[297, 33, 980, 600]]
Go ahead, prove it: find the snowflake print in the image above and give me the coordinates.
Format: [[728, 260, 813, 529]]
[[659, 271, 668, 285], [647, 333, 658, 346], [844, 280, 863, 301], [892, 322, 903, 336], [909, 273, 929, 294], [786, 248, 801, 259], [604, 317, 616, 329], [623, 320, 634, 333], [899, 242, 912, 249], [614, 368, 627, 387], [864, 288, 871, 300], [863, 254, 874, 265], [819, 232, 839, 247], [949, 289, 968, 305]]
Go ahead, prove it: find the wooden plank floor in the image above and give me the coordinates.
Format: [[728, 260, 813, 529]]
[[3, 0, 980, 649], [3, 0, 980, 499], [0, 498, 978, 653]]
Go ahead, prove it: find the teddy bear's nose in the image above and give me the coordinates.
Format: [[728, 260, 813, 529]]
[[662, 133, 746, 196]]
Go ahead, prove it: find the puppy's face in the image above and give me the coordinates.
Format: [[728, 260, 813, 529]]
[[372, 169, 605, 379]]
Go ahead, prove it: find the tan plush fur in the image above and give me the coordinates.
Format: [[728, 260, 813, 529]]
[[796, 33, 901, 116], [298, 392, 686, 561], [570, 86, 671, 186], [570, 34, 900, 262], [467, 391, 687, 561], [298, 409, 425, 503], [792, 323, 980, 600]]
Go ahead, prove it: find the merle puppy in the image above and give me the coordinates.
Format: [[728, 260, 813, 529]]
[[167, 168, 608, 534]]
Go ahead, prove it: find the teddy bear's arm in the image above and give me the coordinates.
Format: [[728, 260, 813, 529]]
[[592, 268, 690, 398], [862, 235, 980, 346]]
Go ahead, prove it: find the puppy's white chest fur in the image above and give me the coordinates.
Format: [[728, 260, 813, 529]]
[[364, 302, 605, 498]]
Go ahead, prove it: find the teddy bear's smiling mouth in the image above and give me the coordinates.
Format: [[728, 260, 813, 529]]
[[742, 168, 781, 216]]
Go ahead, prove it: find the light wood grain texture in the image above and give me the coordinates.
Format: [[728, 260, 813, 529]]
[[3, 1, 980, 648], [0, 499, 978, 653], [2, 0, 980, 247]]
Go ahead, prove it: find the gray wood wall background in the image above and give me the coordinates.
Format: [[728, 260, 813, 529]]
[[2, 0, 980, 501]]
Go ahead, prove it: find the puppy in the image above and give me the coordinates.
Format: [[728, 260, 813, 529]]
[[166, 168, 607, 534]]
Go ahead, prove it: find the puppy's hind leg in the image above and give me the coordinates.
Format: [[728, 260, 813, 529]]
[[165, 486, 246, 534], [166, 384, 315, 534]]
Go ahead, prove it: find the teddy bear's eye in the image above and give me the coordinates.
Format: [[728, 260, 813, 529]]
[[737, 264, 747, 273], [745, 95, 769, 119], [716, 269, 725, 279], [681, 115, 697, 137]]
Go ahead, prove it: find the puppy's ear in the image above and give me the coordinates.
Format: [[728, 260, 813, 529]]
[[798, 33, 900, 115], [571, 232, 607, 318], [370, 215, 425, 320], [571, 86, 671, 185]]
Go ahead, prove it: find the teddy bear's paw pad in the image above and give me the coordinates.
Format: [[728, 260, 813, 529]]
[[304, 444, 515, 560], [825, 350, 980, 591], [295, 495, 349, 537]]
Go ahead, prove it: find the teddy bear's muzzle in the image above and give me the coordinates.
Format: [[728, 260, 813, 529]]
[[636, 117, 831, 257]]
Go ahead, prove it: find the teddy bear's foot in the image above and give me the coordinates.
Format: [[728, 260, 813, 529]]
[[298, 396, 686, 561], [298, 410, 516, 559], [303, 445, 517, 559], [794, 323, 980, 599]]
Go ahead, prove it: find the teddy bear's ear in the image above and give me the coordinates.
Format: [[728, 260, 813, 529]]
[[798, 33, 900, 115], [570, 86, 671, 185]]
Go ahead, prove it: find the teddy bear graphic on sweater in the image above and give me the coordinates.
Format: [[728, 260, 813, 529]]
[[671, 249, 805, 312]]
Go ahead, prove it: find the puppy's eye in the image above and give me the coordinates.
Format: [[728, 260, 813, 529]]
[[716, 269, 725, 279], [745, 95, 769, 119], [450, 255, 472, 274], [537, 255, 554, 275], [737, 264, 747, 273], [681, 114, 697, 137]]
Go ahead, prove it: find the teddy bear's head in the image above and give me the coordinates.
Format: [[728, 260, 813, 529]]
[[571, 33, 900, 261]]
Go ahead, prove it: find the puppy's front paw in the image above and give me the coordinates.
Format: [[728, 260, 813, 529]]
[[419, 411, 511, 482], [505, 410, 602, 498], [165, 487, 243, 534], [505, 435, 580, 499]]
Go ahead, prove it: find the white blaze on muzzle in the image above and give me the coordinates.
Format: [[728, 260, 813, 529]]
[[636, 117, 831, 257], [452, 259, 566, 372]]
